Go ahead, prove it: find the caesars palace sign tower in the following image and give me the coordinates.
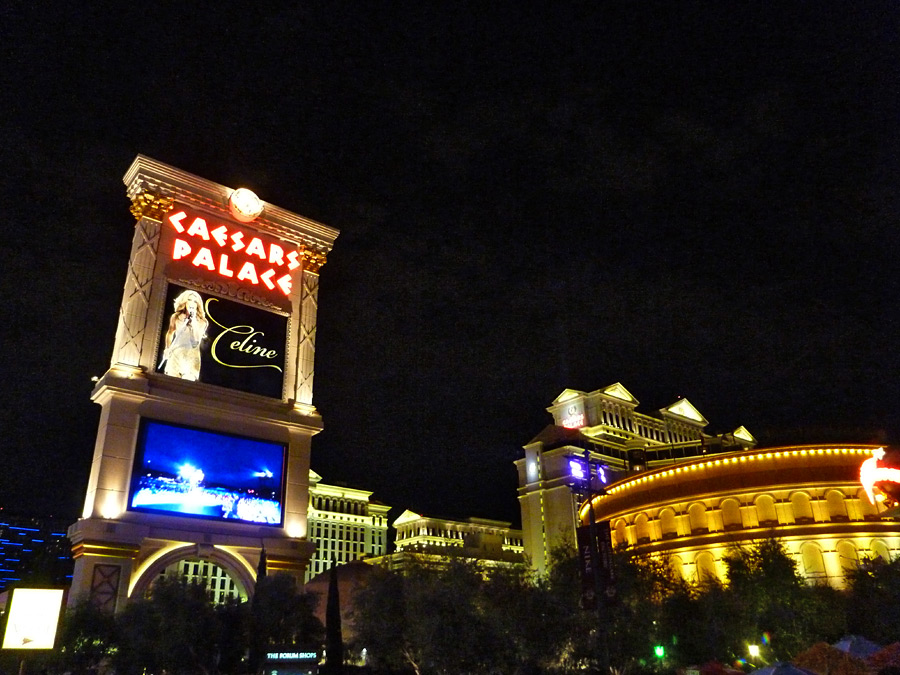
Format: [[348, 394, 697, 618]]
[[67, 156, 339, 611]]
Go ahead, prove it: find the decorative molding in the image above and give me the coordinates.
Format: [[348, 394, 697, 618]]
[[90, 564, 122, 613], [294, 271, 320, 405], [300, 247, 329, 273], [129, 192, 174, 222], [169, 276, 288, 314], [123, 155, 339, 253], [112, 217, 161, 367]]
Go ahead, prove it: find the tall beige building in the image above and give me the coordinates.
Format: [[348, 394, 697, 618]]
[[67, 156, 339, 611], [305, 471, 391, 582]]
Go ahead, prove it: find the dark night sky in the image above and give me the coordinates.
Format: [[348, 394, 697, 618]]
[[1, 4, 898, 528]]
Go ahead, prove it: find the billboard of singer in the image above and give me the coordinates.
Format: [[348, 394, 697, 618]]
[[155, 284, 288, 397], [159, 289, 209, 381]]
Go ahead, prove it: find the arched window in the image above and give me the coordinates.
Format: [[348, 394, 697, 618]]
[[756, 495, 778, 526], [856, 488, 878, 519], [670, 555, 684, 580], [695, 551, 717, 584], [826, 490, 849, 521], [800, 542, 826, 581], [836, 541, 858, 574], [721, 499, 742, 530], [870, 540, 890, 562], [689, 503, 709, 534], [790, 492, 814, 523], [614, 519, 628, 548], [635, 513, 651, 544], [169, 558, 246, 604], [660, 508, 678, 539]]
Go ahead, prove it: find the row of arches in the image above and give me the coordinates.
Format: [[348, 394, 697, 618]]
[[668, 538, 893, 585], [310, 494, 369, 516], [612, 488, 879, 547]]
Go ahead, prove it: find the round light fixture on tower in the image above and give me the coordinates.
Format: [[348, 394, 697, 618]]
[[229, 188, 265, 223]]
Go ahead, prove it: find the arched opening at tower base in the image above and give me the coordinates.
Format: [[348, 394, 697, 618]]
[[129, 544, 255, 604]]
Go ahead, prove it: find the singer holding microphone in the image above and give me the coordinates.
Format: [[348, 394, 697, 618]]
[[160, 289, 209, 381]]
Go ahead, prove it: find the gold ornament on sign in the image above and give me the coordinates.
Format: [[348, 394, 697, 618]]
[[129, 192, 175, 222], [300, 247, 328, 273]]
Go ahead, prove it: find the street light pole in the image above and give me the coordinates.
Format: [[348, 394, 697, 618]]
[[570, 452, 611, 674]]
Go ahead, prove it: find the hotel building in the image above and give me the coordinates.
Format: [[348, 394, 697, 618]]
[[304, 471, 390, 582], [516, 383, 755, 575], [517, 383, 900, 587], [586, 444, 899, 588], [370, 510, 525, 571], [0, 516, 73, 593]]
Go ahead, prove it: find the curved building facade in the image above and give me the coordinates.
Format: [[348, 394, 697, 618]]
[[517, 383, 757, 575], [583, 444, 900, 588]]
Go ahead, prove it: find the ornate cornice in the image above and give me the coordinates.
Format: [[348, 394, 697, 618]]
[[169, 276, 288, 313], [300, 246, 328, 273], [123, 154, 339, 254], [129, 191, 175, 222]]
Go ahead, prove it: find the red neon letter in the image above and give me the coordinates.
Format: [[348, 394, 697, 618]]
[[231, 231, 245, 252], [186, 218, 210, 240], [173, 239, 192, 260], [168, 211, 188, 232], [260, 269, 276, 290], [286, 250, 301, 270], [192, 247, 215, 271], [245, 237, 267, 260], [210, 225, 229, 247], [268, 243, 285, 266], [237, 261, 259, 284], [276, 274, 292, 296], [218, 254, 234, 278]]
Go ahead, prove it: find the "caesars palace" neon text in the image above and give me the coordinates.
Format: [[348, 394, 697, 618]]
[[167, 210, 301, 296]]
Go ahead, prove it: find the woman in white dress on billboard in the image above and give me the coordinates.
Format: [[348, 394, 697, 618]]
[[160, 290, 208, 381]]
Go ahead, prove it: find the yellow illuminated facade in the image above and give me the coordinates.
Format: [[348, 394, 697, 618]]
[[304, 471, 391, 582], [517, 384, 756, 575], [369, 511, 524, 572], [583, 444, 900, 588]]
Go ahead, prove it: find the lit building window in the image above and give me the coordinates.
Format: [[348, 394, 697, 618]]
[[837, 541, 858, 574], [721, 499, 742, 530], [660, 509, 677, 539], [801, 542, 826, 580], [695, 551, 716, 583], [756, 495, 778, 526], [826, 490, 849, 521], [791, 492, 814, 523], [688, 503, 709, 534]]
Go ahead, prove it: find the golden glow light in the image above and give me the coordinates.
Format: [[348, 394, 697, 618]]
[[229, 188, 265, 222], [2, 588, 64, 650], [599, 446, 879, 501], [100, 495, 122, 519]]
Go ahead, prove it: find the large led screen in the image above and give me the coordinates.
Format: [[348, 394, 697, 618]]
[[128, 419, 286, 526], [155, 283, 288, 399]]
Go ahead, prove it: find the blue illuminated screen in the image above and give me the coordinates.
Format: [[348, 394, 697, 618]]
[[129, 419, 285, 526]]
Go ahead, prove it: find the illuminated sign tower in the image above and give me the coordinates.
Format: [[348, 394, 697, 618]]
[[68, 156, 339, 612]]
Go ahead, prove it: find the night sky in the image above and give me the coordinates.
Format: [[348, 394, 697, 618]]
[[2, 4, 898, 528]]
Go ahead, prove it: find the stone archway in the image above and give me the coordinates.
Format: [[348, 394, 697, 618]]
[[130, 544, 256, 603]]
